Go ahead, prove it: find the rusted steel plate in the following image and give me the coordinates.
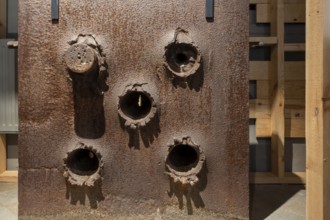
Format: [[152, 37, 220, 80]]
[[18, 0, 249, 219]]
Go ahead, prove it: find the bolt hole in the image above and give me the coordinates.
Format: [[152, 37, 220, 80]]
[[67, 149, 99, 176], [120, 91, 152, 120], [175, 53, 189, 65], [168, 144, 198, 172]]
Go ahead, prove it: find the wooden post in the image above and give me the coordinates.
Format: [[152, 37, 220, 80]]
[[306, 0, 330, 219], [0, 134, 6, 174], [0, 0, 6, 38], [270, 0, 285, 177]]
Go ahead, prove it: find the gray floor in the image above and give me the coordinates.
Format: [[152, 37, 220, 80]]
[[0, 183, 305, 220], [0, 183, 18, 220]]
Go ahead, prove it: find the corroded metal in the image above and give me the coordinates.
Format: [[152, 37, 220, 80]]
[[64, 43, 97, 74], [18, 0, 249, 219], [118, 83, 157, 130], [164, 28, 202, 78], [165, 137, 205, 186], [63, 142, 104, 187]]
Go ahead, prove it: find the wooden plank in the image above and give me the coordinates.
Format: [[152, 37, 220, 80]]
[[257, 3, 305, 23], [254, 117, 304, 138], [306, 0, 330, 219], [285, 99, 305, 119], [249, 61, 305, 80], [256, 118, 271, 137], [249, 61, 271, 80], [0, 0, 6, 38], [270, 0, 286, 178], [257, 80, 271, 99], [249, 36, 278, 45], [0, 134, 6, 174], [285, 81, 305, 99], [285, 118, 305, 137], [284, 43, 306, 52], [250, 0, 270, 3], [0, 171, 18, 183], [284, 61, 305, 80], [251, 0, 306, 3], [285, 108, 305, 119], [249, 99, 271, 118], [250, 172, 306, 184]]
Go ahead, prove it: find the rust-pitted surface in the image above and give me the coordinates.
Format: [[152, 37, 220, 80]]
[[18, 0, 249, 219]]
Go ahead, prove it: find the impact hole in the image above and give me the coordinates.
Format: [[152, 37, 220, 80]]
[[175, 53, 189, 65], [120, 91, 152, 120], [67, 149, 99, 176], [168, 144, 199, 172], [164, 42, 200, 75]]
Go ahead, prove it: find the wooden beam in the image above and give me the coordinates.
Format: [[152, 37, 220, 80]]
[[250, 0, 306, 4], [285, 81, 305, 99], [256, 3, 306, 23], [250, 99, 305, 119], [0, 0, 6, 38], [306, 0, 330, 219], [250, 172, 306, 184], [250, 99, 271, 118], [270, 0, 285, 178], [284, 43, 306, 52], [285, 118, 305, 137], [257, 80, 271, 99], [249, 36, 278, 45], [249, 61, 305, 81], [0, 171, 18, 183], [249, 61, 271, 80], [284, 61, 305, 80], [0, 134, 6, 174], [256, 118, 271, 137]]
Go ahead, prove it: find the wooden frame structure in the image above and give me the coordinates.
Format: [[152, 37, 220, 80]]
[[249, 0, 306, 184]]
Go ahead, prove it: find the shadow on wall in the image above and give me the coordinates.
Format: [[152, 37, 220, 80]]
[[70, 71, 106, 139], [65, 182, 105, 209], [167, 161, 208, 215], [119, 113, 161, 149], [165, 61, 204, 92]]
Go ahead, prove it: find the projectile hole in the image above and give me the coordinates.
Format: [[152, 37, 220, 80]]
[[120, 91, 152, 120], [168, 144, 199, 172], [165, 42, 200, 75], [67, 149, 99, 176], [175, 53, 189, 65]]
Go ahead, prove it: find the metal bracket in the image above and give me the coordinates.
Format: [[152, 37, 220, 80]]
[[205, 0, 214, 20], [7, 41, 18, 48], [51, 0, 59, 21]]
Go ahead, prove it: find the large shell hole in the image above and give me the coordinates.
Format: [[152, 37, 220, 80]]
[[168, 144, 199, 172], [119, 91, 152, 120], [67, 149, 99, 176]]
